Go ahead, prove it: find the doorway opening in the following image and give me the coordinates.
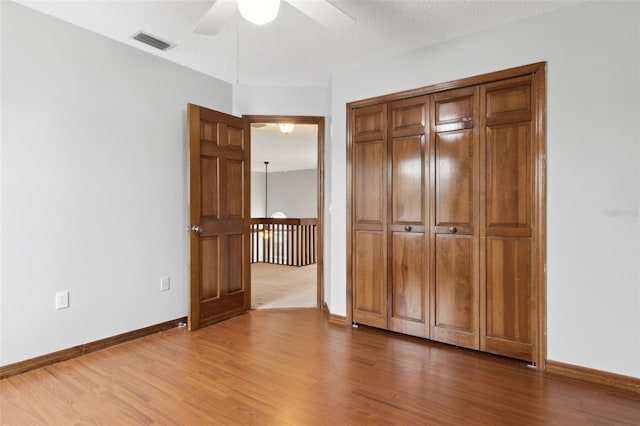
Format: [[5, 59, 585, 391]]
[[244, 115, 324, 310]]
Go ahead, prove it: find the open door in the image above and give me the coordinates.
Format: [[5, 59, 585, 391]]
[[187, 104, 251, 330]]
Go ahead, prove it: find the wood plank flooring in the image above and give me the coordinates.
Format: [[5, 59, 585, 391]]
[[1, 309, 639, 425]]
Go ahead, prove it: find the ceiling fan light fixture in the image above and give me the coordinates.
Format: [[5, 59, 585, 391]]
[[279, 123, 295, 134], [238, 0, 281, 25]]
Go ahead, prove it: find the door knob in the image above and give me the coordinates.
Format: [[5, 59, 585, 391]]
[[448, 226, 458, 234], [191, 225, 203, 234], [404, 225, 412, 232]]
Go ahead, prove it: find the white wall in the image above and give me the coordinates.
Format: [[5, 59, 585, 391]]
[[252, 170, 317, 218], [266, 170, 317, 218], [251, 171, 266, 218], [0, 2, 232, 365], [328, 1, 640, 378], [232, 84, 329, 117]]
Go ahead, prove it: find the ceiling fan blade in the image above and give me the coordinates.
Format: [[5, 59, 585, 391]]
[[287, 0, 355, 34], [194, 0, 238, 36]]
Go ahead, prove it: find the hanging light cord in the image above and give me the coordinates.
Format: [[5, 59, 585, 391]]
[[264, 161, 269, 217]]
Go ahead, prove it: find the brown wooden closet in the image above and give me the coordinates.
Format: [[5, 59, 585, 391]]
[[347, 63, 546, 366]]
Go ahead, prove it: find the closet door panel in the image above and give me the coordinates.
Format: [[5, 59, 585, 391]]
[[434, 130, 474, 229], [351, 104, 388, 329], [432, 234, 478, 348], [483, 237, 533, 360], [391, 99, 428, 136], [485, 82, 531, 121], [389, 135, 426, 336], [434, 91, 474, 132], [388, 96, 429, 338], [486, 122, 532, 237], [353, 230, 387, 328], [480, 76, 536, 362], [354, 141, 385, 224], [390, 232, 427, 337], [392, 135, 424, 224], [430, 87, 479, 350]]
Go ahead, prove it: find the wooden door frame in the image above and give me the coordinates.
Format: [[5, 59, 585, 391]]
[[346, 62, 546, 368], [243, 115, 325, 308]]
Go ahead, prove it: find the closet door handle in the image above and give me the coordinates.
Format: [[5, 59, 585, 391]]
[[448, 226, 458, 234], [404, 226, 412, 232]]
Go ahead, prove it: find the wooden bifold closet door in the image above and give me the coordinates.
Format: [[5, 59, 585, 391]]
[[430, 86, 480, 350], [347, 63, 545, 365], [351, 103, 389, 329], [479, 76, 538, 361], [388, 96, 429, 338]]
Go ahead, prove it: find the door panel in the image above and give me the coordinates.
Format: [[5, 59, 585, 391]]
[[486, 123, 531, 236], [200, 237, 219, 299], [226, 159, 244, 218], [483, 237, 533, 360], [227, 126, 244, 149], [188, 104, 250, 330], [485, 238, 531, 340], [480, 76, 536, 362], [391, 233, 424, 320], [351, 104, 388, 328], [391, 99, 427, 136], [227, 234, 244, 293], [353, 230, 387, 328], [354, 141, 385, 224], [434, 130, 474, 229], [392, 136, 423, 224], [355, 108, 385, 140], [432, 235, 478, 348], [201, 157, 219, 218], [390, 231, 427, 337], [388, 96, 429, 338], [485, 82, 531, 121], [435, 95, 473, 125], [430, 87, 479, 350]]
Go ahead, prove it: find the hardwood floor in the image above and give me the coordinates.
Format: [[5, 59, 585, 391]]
[[1, 309, 638, 425]]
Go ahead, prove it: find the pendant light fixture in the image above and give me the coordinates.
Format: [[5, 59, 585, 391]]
[[238, 0, 281, 25]]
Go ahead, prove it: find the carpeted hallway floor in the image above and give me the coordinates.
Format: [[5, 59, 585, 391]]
[[251, 263, 317, 309]]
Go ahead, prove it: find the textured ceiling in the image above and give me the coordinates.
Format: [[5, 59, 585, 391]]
[[15, 0, 580, 87]]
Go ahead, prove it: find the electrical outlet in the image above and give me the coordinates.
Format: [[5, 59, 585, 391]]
[[55, 291, 69, 310], [160, 276, 170, 291]]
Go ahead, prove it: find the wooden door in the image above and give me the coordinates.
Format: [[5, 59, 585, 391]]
[[388, 96, 429, 338], [480, 76, 536, 361], [350, 104, 388, 329], [187, 104, 250, 330], [430, 87, 480, 350]]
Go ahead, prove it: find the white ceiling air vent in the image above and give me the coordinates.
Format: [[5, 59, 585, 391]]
[[132, 31, 174, 51]]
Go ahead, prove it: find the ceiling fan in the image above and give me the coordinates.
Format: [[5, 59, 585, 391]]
[[194, 0, 355, 36]]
